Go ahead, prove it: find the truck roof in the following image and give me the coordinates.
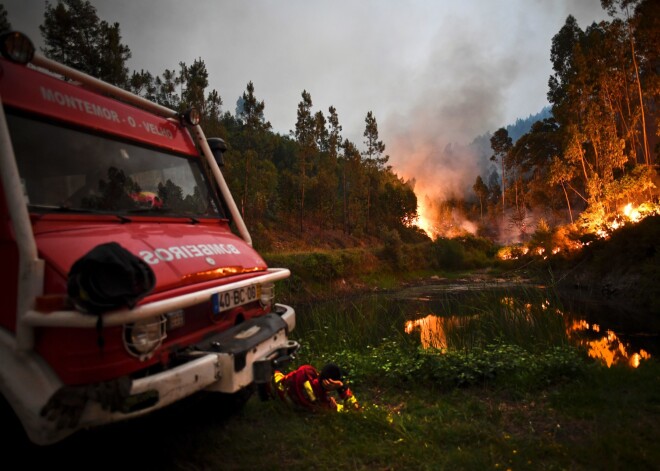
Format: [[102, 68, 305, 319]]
[[0, 58, 198, 156]]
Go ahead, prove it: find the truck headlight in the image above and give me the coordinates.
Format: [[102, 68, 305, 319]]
[[123, 316, 166, 360]]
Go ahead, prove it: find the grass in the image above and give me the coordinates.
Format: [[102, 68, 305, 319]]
[[15, 283, 659, 470], [22, 360, 659, 470]]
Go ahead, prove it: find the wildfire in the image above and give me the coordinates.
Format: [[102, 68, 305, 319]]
[[415, 204, 436, 239], [623, 203, 641, 222], [594, 202, 660, 240], [497, 201, 659, 260]]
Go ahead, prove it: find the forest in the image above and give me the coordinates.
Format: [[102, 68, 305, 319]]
[[1, 0, 658, 252]]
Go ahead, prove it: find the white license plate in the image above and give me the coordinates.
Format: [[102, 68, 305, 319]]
[[211, 284, 261, 314]]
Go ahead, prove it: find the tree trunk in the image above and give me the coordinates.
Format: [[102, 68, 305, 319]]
[[561, 181, 574, 224], [628, 23, 650, 165]]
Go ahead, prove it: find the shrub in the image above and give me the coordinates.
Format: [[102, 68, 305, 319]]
[[431, 238, 467, 270], [379, 227, 404, 269]]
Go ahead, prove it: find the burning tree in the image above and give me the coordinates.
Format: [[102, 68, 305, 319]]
[[547, 4, 658, 234]]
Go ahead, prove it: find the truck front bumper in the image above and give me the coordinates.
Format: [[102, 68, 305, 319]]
[[31, 304, 298, 445]]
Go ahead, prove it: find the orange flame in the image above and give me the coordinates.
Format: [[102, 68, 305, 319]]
[[594, 202, 660, 240], [415, 204, 436, 239]]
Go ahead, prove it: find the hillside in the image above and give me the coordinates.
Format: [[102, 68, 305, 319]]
[[554, 215, 660, 314]]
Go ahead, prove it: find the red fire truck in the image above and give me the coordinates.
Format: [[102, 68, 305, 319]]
[[0, 32, 298, 445]]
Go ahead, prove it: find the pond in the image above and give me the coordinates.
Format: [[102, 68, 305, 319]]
[[295, 278, 658, 368], [393, 280, 658, 368]]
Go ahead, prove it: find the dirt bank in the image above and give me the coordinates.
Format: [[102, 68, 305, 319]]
[[554, 215, 660, 315]]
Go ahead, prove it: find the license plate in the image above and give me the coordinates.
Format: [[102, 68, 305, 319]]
[[211, 284, 261, 314]]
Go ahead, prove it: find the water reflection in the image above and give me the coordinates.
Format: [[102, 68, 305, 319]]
[[402, 292, 654, 368], [405, 315, 447, 349], [567, 319, 651, 368]]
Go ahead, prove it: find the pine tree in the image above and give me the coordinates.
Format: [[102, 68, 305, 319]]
[[0, 4, 11, 32], [362, 111, 389, 233], [235, 81, 272, 222], [40, 0, 131, 87], [294, 90, 316, 233], [362, 111, 388, 169]]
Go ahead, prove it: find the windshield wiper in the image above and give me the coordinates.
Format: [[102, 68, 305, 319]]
[[28, 204, 100, 213], [126, 206, 173, 214], [29, 204, 133, 222], [126, 207, 202, 224]]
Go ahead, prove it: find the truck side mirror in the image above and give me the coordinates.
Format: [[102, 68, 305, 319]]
[[207, 138, 227, 167]]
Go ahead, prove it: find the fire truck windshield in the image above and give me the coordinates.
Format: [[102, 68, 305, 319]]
[[7, 113, 224, 219]]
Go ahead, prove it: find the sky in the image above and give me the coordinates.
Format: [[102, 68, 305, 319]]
[[4, 0, 610, 212]]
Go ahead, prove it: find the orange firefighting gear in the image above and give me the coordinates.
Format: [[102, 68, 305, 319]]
[[272, 363, 359, 412]]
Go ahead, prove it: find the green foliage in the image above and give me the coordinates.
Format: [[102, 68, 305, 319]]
[[430, 238, 466, 270], [429, 235, 495, 270], [292, 285, 583, 401], [379, 227, 403, 269], [265, 248, 373, 286], [362, 111, 388, 169], [40, 0, 131, 86], [0, 4, 10, 32], [546, 7, 658, 223], [338, 341, 585, 391]]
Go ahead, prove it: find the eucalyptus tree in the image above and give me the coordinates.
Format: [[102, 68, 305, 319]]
[[601, 0, 654, 165], [516, 119, 564, 213], [489, 128, 513, 210], [472, 176, 489, 222], [548, 13, 655, 229]]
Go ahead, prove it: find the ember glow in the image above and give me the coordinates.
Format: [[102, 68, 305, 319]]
[[623, 203, 641, 222], [593, 202, 660, 240], [497, 201, 660, 260]]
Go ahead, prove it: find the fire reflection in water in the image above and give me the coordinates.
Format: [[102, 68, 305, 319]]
[[405, 315, 447, 349], [567, 320, 651, 368], [405, 303, 652, 368]]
